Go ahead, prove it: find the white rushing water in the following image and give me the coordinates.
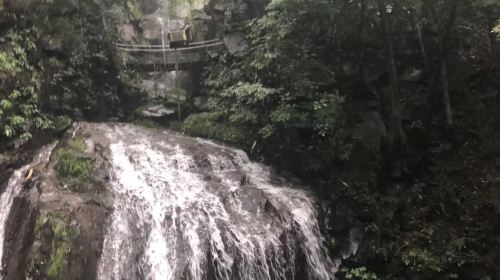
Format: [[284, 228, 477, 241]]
[[0, 143, 56, 277], [97, 123, 335, 280]]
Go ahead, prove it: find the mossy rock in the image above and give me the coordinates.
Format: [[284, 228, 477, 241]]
[[52, 115, 72, 134], [127, 0, 143, 22], [29, 213, 74, 280], [55, 136, 93, 184], [66, 137, 87, 153]]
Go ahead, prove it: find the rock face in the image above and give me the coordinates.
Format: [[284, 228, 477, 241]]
[[119, 0, 265, 123], [0, 123, 112, 280]]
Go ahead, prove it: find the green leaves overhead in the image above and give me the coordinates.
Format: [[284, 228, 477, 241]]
[[0, 29, 51, 139], [0, 0, 144, 142]]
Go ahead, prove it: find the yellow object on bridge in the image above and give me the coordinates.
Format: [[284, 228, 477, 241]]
[[168, 25, 193, 48]]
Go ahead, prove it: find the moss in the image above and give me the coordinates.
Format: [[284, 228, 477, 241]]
[[51, 220, 70, 239], [55, 148, 93, 183], [34, 215, 49, 235], [66, 137, 87, 152], [46, 216, 72, 280], [47, 241, 70, 279], [126, 0, 143, 21], [29, 213, 73, 280]]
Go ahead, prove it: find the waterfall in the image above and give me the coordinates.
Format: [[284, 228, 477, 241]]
[[0, 124, 336, 279], [0, 143, 56, 277], [97, 123, 335, 280], [159, 17, 167, 65]]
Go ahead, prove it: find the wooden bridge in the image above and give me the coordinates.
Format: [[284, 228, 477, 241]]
[[116, 39, 226, 70]]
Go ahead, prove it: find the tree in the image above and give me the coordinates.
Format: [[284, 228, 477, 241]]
[[423, 0, 460, 126], [0, 27, 52, 140]]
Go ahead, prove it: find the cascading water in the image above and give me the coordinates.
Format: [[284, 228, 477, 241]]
[[96, 123, 335, 280], [0, 143, 56, 278], [159, 17, 167, 65]]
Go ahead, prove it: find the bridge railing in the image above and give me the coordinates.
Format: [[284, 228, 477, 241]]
[[115, 39, 223, 52], [115, 39, 226, 67]]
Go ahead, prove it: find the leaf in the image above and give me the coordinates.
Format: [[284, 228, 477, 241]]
[[0, 99, 13, 110]]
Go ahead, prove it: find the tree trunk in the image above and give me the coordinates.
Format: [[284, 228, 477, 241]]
[[357, 0, 366, 76], [376, 0, 405, 176], [416, 22, 429, 69], [424, 0, 459, 126], [441, 60, 453, 125], [376, 0, 404, 145], [438, 0, 459, 126]]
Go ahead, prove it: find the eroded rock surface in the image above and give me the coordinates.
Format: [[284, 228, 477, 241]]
[[1, 123, 112, 280]]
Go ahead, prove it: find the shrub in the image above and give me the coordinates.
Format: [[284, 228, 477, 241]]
[[55, 148, 92, 183], [341, 267, 379, 280], [183, 112, 247, 144], [402, 248, 443, 273]]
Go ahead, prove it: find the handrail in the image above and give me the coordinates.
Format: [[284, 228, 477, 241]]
[[115, 39, 221, 49], [116, 41, 225, 53]]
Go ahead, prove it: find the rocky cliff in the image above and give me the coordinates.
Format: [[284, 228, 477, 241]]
[[119, 0, 266, 121], [1, 124, 112, 280]]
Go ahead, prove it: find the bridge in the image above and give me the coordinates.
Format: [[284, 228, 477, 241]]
[[116, 39, 226, 70]]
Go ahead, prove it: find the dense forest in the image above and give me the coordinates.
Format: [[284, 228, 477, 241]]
[[1, 0, 500, 279]]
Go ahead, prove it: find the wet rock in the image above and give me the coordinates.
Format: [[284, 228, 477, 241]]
[[213, 3, 226, 13], [2, 195, 38, 280], [138, 104, 176, 117], [140, 15, 164, 40], [1, 124, 112, 280], [223, 32, 249, 56], [192, 9, 215, 41]]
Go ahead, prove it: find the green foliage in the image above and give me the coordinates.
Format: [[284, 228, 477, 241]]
[[188, 0, 352, 173], [0, 0, 146, 131], [183, 112, 246, 144], [0, 29, 53, 140], [38, 6, 133, 118], [0, 51, 21, 76], [47, 242, 70, 280], [342, 267, 379, 280], [186, 0, 500, 279], [33, 213, 72, 280], [55, 148, 92, 183], [66, 137, 87, 152], [126, 0, 143, 22], [402, 249, 443, 273], [0, 0, 142, 141]]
